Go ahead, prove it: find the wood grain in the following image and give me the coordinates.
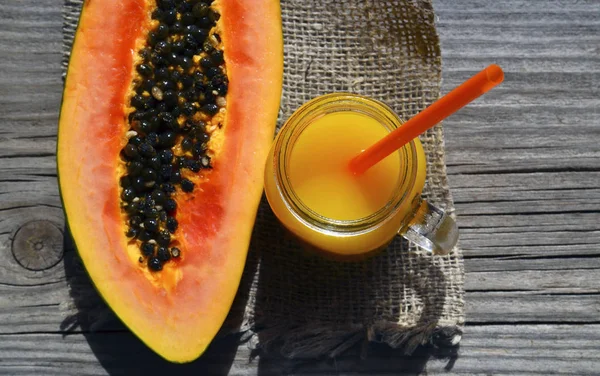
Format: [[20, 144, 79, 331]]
[[437, 0, 600, 262], [0, 0, 598, 374], [0, 325, 599, 375]]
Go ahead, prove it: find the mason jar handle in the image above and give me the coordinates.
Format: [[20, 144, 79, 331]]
[[399, 198, 458, 255]]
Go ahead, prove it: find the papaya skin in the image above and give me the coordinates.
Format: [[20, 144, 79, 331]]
[[57, 0, 283, 363]]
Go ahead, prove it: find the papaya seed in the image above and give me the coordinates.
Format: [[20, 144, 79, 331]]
[[148, 257, 163, 271]]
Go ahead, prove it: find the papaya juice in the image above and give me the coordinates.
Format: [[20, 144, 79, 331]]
[[264, 94, 427, 257], [288, 112, 402, 221]]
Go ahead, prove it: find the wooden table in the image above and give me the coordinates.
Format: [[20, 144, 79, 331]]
[[1, 0, 598, 374]]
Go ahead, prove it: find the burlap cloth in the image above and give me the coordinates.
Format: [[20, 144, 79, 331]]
[[62, 0, 464, 359]]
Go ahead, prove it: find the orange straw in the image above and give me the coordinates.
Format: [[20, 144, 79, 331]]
[[349, 64, 504, 175]]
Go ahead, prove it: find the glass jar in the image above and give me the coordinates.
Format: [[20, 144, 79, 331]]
[[264, 93, 458, 258]]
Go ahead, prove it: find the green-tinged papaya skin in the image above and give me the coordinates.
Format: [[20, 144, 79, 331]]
[[58, 0, 283, 362]]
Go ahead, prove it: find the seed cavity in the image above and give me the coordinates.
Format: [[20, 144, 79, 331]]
[[119, 0, 225, 272]]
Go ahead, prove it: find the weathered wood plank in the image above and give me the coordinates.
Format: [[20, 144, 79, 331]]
[[466, 256, 600, 272], [1, 324, 599, 375], [1, 250, 598, 335], [435, 0, 600, 263]]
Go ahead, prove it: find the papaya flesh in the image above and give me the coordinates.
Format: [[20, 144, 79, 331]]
[[58, 0, 283, 362]]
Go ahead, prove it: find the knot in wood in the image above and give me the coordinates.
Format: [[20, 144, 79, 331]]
[[12, 220, 64, 271]]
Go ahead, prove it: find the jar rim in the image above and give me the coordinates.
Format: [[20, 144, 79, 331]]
[[273, 93, 419, 234]]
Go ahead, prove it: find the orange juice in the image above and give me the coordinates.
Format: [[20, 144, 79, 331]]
[[264, 93, 428, 258], [288, 112, 402, 221]]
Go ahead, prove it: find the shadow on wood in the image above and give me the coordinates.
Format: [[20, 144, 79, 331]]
[[248, 203, 460, 374], [59, 224, 247, 375], [255, 341, 459, 375], [59, 215, 460, 375]]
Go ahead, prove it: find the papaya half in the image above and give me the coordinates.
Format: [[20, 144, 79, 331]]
[[57, 0, 283, 363]]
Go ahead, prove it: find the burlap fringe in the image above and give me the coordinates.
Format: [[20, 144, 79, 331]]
[[243, 322, 462, 359]]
